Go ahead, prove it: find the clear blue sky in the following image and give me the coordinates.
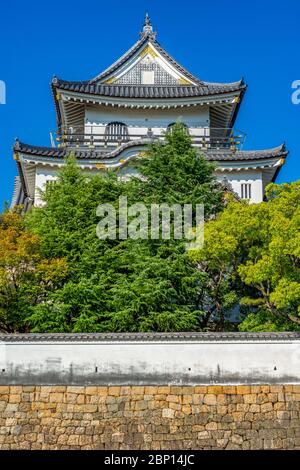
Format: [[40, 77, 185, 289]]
[[0, 0, 299, 209]]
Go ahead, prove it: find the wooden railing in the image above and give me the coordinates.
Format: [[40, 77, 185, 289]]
[[50, 127, 246, 151]]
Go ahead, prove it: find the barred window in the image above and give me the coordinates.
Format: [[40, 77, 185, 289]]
[[45, 180, 57, 194], [105, 122, 129, 142], [241, 183, 252, 199]]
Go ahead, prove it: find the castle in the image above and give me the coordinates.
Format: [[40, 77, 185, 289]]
[[12, 14, 288, 209]]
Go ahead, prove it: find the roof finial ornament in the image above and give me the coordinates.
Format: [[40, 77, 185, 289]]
[[140, 12, 157, 40]]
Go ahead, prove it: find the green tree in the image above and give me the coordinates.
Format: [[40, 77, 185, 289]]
[[26, 124, 225, 332], [189, 181, 300, 331], [0, 209, 67, 332]]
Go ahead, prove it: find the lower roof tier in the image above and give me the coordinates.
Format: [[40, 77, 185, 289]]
[[14, 140, 287, 162], [53, 79, 245, 99], [13, 140, 288, 207]]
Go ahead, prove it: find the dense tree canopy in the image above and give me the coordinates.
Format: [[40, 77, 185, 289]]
[[189, 181, 300, 331], [22, 123, 225, 332], [1, 123, 298, 333]]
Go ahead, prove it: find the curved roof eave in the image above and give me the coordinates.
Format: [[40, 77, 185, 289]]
[[14, 140, 288, 163], [52, 79, 245, 99]]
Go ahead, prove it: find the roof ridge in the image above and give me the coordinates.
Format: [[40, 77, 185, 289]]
[[148, 38, 203, 85], [89, 36, 147, 84]]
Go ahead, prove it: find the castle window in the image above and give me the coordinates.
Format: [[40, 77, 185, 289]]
[[45, 180, 57, 194], [105, 122, 129, 142], [241, 183, 252, 199]]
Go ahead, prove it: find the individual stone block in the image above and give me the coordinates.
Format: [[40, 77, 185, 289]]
[[50, 386, 66, 393], [182, 405, 191, 415], [67, 387, 85, 394], [5, 404, 18, 412], [207, 386, 223, 395], [194, 386, 208, 394], [108, 387, 121, 396], [49, 393, 63, 403], [182, 395, 192, 405], [231, 434, 243, 445], [9, 395, 21, 404], [236, 386, 251, 395], [256, 393, 268, 404], [67, 435, 80, 446], [249, 404, 260, 413], [244, 394, 256, 404], [204, 395, 217, 405], [162, 408, 175, 419], [83, 405, 97, 413], [205, 422, 218, 431], [9, 387, 23, 394], [261, 403, 273, 413], [198, 430, 210, 439], [166, 395, 180, 403], [157, 387, 170, 394], [135, 401, 148, 411], [223, 386, 237, 394], [144, 387, 158, 395], [169, 403, 181, 411], [232, 412, 245, 422], [76, 395, 85, 405], [270, 386, 284, 393]]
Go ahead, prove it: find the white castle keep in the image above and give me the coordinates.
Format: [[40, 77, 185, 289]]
[[12, 14, 288, 209]]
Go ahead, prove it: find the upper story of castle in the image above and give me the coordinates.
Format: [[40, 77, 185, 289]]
[[50, 14, 247, 153]]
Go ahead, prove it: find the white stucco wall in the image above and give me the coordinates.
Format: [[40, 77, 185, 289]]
[[33, 164, 265, 206], [216, 171, 264, 203], [85, 104, 210, 138], [1, 335, 300, 385], [34, 167, 59, 206]]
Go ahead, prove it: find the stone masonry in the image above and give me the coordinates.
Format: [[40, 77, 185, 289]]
[[1, 385, 300, 450]]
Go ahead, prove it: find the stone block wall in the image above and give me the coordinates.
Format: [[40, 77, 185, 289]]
[[1, 385, 300, 450]]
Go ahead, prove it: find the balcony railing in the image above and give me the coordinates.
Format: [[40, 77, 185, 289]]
[[50, 127, 246, 152]]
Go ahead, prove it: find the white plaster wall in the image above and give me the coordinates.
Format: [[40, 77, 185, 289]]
[[85, 104, 210, 138], [33, 165, 264, 206], [216, 170, 264, 203], [1, 339, 300, 385], [34, 167, 59, 206]]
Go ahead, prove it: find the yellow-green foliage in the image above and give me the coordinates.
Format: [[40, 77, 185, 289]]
[[0, 210, 67, 332], [190, 181, 300, 330]]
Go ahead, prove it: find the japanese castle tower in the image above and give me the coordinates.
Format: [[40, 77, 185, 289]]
[[12, 14, 288, 209]]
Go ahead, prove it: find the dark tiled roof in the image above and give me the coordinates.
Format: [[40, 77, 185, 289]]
[[205, 145, 288, 161], [52, 79, 245, 98], [89, 36, 245, 92], [0, 332, 299, 342], [14, 140, 288, 162], [52, 33, 246, 99], [90, 36, 204, 85]]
